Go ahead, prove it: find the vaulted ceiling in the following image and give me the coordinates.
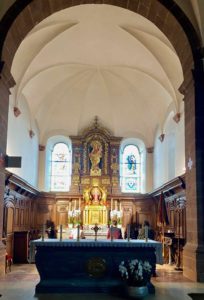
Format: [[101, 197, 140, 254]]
[[10, 4, 184, 146]]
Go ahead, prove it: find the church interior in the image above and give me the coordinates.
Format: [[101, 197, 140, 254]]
[[0, 0, 204, 299]]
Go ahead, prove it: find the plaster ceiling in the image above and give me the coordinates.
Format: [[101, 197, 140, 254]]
[[11, 4, 184, 146]]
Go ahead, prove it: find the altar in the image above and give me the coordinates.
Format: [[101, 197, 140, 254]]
[[31, 239, 162, 294]]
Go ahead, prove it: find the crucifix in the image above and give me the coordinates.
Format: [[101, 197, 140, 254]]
[[91, 223, 101, 241]]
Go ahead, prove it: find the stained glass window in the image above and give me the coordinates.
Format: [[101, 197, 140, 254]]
[[50, 143, 71, 191], [121, 144, 141, 193]]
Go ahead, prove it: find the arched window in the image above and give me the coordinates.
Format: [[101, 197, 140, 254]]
[[46, 140, 71, 191], [120, 139, 145, 193]]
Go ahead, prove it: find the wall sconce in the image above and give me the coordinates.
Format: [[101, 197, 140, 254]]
[[39, 144, 45, 151], [29, 129, 35, 138], [173, 113, 181, 123], [158, 133, 165, 142], [13, 106, 21, 117]]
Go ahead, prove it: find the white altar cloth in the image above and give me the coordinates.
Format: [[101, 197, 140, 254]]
[[29, 239, 163, 264]]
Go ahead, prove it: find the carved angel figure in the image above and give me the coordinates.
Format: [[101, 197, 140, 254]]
[[83, 187, 91, 205]]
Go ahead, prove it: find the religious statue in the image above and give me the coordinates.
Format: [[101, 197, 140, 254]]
[[83, 187, 91, 205], [83, 185, 107, 206], [89, 140, 102, 176], [90, 186, 101, 205]]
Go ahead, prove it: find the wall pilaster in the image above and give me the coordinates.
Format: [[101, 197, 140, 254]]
[[183, 50, 204, 281]]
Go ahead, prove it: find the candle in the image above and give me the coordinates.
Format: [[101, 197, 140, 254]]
[[127, 224, 130, 241], [69, 201, 71, 211], [74, 200, 76, 210], [60, 225, 63, 241], [111, 198, 113, 211], [42, 224, 45, 241], [144, 225, 148, 242], [119, 202, 122, 211], [79, 198, 81, 210]]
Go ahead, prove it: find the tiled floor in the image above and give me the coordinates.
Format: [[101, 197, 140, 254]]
[[0, 264, 204, 300]]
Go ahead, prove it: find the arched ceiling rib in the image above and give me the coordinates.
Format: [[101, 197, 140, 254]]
[[11, 4, 184, 146]]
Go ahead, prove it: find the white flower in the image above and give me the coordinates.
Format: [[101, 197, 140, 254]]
[[118, 259, 152, 286]]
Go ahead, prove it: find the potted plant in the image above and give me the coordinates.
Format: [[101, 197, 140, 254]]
[[119, 259, 152, 298]]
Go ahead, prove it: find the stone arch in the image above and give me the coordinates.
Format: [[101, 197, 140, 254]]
[[0, 0, 203, 282]]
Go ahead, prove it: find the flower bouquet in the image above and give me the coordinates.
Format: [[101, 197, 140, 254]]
[[119, 259, 152, 287], [68, 209, 81, 226], [110, 210, 122, 224]]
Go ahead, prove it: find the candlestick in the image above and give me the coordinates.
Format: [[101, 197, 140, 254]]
[[110, 226, 113, 242], [127, 224, 130, 242], [77, 224, 80, 241], [60, 225, 63, 241], [42, 224, 45, 241], [144, 225, 148, 242]]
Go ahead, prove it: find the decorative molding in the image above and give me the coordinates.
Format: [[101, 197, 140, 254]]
[[173, 113, 181, 123], [29, 129, 35, 138], [39, 144, 45, 151], [146, 147, 154, 153], [158, 133, 165, 142], [13, 106, 21, 117]]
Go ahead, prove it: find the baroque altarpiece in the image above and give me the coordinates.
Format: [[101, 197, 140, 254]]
[[35, 119, 156, 232], [70, 118, 122, 227]]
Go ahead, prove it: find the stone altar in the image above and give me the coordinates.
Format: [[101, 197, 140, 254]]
[[31, 239, 162, 294]]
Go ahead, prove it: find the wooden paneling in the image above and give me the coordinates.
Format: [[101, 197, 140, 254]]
[[13, 231, 29, 263]]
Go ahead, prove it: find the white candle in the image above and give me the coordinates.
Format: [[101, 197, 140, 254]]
[[60, 225, 63, 241], [119, 202, 122, 211]]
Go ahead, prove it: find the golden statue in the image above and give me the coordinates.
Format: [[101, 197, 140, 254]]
[[83, 185, 107, 225], [89, 140, 102, 176], [83, 185, 107, 206], [83, 187, 91, 205], [90, 186, 101, 205]]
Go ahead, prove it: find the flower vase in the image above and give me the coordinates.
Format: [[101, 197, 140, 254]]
[[126, 286, 148, 299]]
